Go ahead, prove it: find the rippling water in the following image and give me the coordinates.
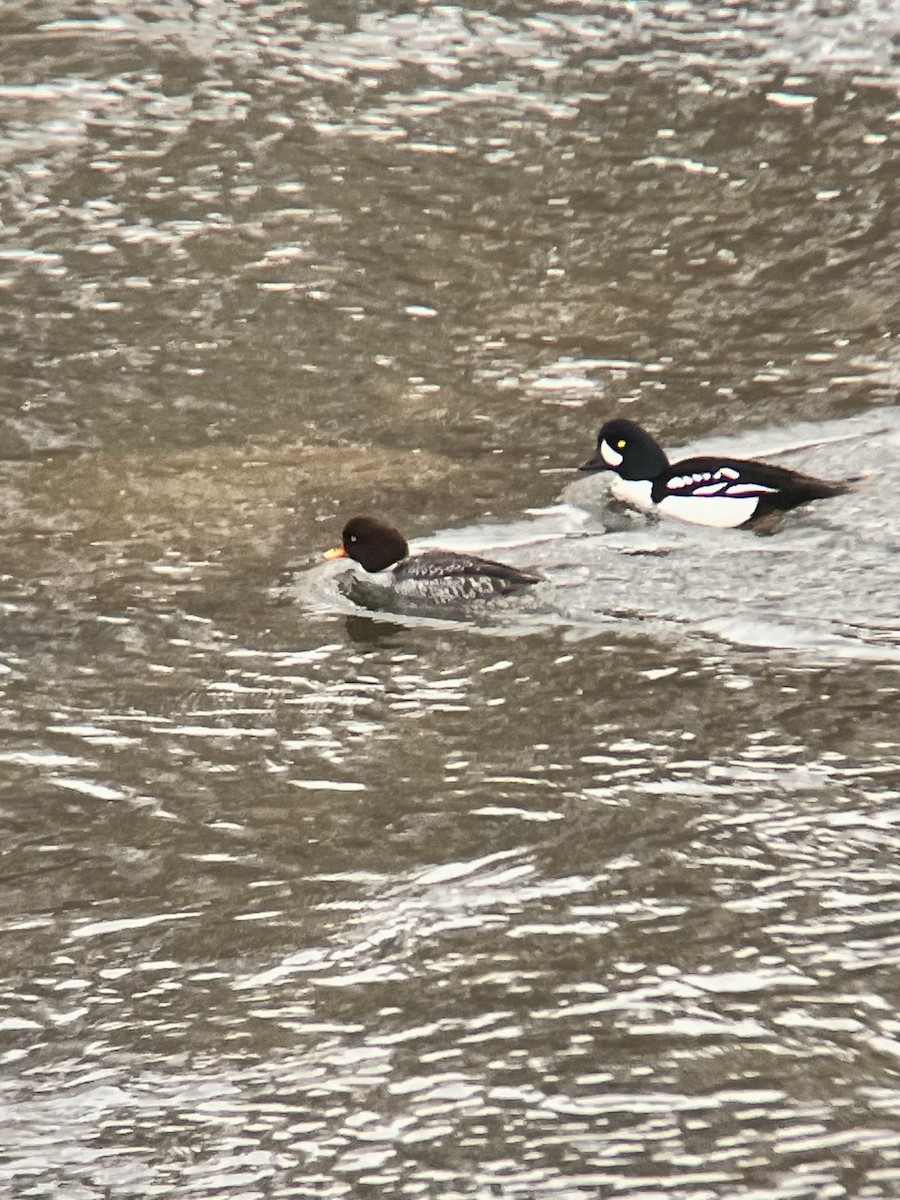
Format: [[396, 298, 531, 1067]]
[[2, 2, 900, 1197]]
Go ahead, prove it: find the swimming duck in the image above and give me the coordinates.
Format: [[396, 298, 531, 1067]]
[[324, 515, 542, 602], [579, 418, 854, 529]]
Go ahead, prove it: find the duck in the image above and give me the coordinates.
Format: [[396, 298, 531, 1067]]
[[324, 515, 542, 603], [579, 418, 855, 530]]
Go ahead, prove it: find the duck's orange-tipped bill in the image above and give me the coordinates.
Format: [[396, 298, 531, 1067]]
[[324, 545, 347, 560]]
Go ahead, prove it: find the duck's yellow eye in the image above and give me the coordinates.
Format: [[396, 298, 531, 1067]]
[[617, 439, 626, 449]]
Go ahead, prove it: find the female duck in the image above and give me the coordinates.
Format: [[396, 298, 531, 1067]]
[[580, 418, 854, 530], [324, 515, 541, 603]]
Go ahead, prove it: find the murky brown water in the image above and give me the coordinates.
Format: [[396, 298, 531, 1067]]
[[2, 3, 900, 1197]]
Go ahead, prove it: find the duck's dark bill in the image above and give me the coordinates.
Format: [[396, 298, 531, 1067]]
[[578, 453, 608, 472], [324, 545, 347, 559]]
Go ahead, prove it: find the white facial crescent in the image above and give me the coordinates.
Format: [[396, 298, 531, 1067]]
[[600, 440, 624, 468]]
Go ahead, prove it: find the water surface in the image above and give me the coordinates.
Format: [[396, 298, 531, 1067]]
[[2, 3, 900, 1197]]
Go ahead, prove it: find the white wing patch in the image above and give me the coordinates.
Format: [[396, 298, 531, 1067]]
[[666, 466, 779, 500], [721, 482, 778, 497]]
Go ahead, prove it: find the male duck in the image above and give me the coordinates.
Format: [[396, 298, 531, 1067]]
[[580, 418, 854, 530]]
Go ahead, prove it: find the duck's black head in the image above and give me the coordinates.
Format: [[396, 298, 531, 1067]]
[[579, 418, 670, 481], [325, 515, 409, 573]]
